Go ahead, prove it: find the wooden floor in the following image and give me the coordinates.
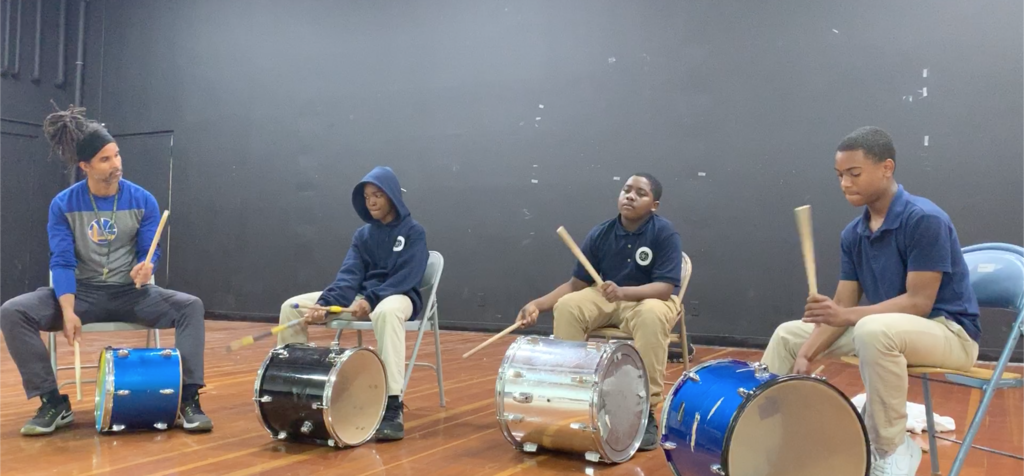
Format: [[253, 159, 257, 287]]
[[1, 321, 1021, 476]]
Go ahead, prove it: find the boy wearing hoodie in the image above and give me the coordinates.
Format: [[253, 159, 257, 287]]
[[277, 166, 428, 441]]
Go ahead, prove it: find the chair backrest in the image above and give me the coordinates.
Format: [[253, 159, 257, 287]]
[[963, 243, 1024, 313], [678, 252, 693, 300], [416, 251, 444, 318]]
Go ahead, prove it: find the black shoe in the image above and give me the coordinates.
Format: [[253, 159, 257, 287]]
[[375, 396, 404, 441], [21, 393, 74, 436], [178, 389, 213, 432], [638, 411, 659, 451]]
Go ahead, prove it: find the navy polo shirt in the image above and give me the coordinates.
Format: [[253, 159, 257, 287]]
[[572, 214, 683, 294], [839, 185, 981, 341]]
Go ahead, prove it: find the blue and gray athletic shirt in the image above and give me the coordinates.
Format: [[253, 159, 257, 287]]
[[48, 179, 162, 297]]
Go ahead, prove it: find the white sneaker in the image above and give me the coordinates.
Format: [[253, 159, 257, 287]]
[[871, 434, 923, 476]]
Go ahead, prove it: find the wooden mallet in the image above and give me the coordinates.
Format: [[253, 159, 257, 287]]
[[138, 210, 170, 288]]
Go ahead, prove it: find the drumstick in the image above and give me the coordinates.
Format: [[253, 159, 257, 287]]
[[74, 341, 82, 401], [813, 364, 825, 376], [794, 206, 817, 296], [225, 317, 315, 352], [290, 303, 347, 314], [462, 322, 522, 359], [137, 210, 170, 288], [556, 226, 604, 286]]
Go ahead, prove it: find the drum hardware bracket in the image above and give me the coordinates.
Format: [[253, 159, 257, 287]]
[[660, 441, 677, 450], [571, 376, 593, 385], [812, 374, 828, 381], [569, 422, 596, 432], [254, 396, 272, 403], [753, 362, 769, 378], [300, 421, 314, 435], [512, 392, 533, 404], [736, 388, 752, 398], [160, 349, 173, 357], [271, 349, 289, 358], [160, 389, 175, 395], [521, 442, 538, 453], [153, 422, 168, 430], [584, 451, 602, 463], [710, 464, 726, 475], [117, 349, 130, 358], [312, 402, 328, 410], [276, 431, 288, 440], [116, 390, 131, 396], [327, 439, 336, 447], [111, 424, 125, 432], [508, 370, 525, 379], [500, 413, 524, 423], [682, 372, 700, 383]]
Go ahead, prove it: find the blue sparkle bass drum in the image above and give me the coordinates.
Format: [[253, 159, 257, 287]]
[[660, 359, 869, 476], [95, 347, 182, 433]]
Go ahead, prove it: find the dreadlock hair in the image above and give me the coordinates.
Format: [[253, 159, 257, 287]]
[[42, 101, 112, 166]]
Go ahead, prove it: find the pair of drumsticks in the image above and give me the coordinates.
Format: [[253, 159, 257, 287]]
[[224, 304, 351, 352], [462, 226, 596, 359], [72, 210, 171, 401]]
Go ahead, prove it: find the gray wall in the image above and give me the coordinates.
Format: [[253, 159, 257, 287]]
[[7, 1, 1023, 358], [1, 0, 80, 302]]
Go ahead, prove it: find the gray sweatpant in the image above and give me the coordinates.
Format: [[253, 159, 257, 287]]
[[0, 282, 206, 399]]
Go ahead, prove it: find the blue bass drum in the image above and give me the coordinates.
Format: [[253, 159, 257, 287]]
[[660, 359, 869, 476], [95, 347, 182, 433]]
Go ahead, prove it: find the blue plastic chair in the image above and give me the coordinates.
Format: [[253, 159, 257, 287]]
[[923, 243, 1024, 475]]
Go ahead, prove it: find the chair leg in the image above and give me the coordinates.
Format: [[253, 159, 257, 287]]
[[922, 375, 942, 475], [49, 333, 58, 377], [402, 317, 429, 401], [332, 328, 343, 346], [146, 330, 152, 347], [357, 330, 363, 347], [432, 311, 445, 407], [947, 324, 1023, 476], [679, 316, 690, 372], [154, 329, 161, 347]]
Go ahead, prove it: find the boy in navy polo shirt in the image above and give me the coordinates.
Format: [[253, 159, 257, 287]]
[[762, 127, 980, 476], [0, 106, 212, 435], [516, 173, 684, 452]]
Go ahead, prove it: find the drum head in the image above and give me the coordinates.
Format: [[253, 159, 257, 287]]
[[597, 343, 649, 461], [94, 349, 113, 432], [324, 348, 387, 446], [726, 377, 869, 476]]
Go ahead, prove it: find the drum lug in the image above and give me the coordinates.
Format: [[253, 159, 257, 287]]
[[508, 370, 525, 379], [276, 431, 288, 440], [117, 349, 130, 358], [682, 371, 700, 383], [753, 362, 770, 378], [521, 442, 538, 453], [584, 451, 602, 463], [661, 440, 677, 450], [571, 376, 593, 385], [116, 390, 131, 396], [812, 373, 828, 381], [111, 424, 125, 432], [271, 349, 289, 359], [160, 389, 175, 395], [710, 464, 726, 475], [312, 402, 328, 410], [327, 439, 336, 447], [300, 421, 314, 435], [512, 392, 533, 404], [737, 388, 752, 398], [160, 349, 173, 357], [254, 395, 272, 403], [569, 422, 596, 432], [154, 422, 168, 430]]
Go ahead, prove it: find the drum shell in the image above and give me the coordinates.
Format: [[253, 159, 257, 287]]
[[495, 336, 649, 463], [95, 347, 182, 433], [254, 343, 387, 448]]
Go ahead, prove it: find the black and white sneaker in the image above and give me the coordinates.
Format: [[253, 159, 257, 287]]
[[21, 394, 74, 436], [374, 396, 404, 441], [178, 391, 213, 432]]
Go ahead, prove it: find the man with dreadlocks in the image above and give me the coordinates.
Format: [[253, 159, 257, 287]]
[[0, 105, 213, 435]]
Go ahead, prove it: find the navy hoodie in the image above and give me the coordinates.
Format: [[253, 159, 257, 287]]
[[317, 167, 429, 319]]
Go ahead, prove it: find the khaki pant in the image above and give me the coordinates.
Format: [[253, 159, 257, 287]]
[[278, 292, 413, 396], [552, 287, 681, 406], [761, 313, 978, 453]]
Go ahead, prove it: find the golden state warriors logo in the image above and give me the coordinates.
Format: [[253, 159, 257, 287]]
[[88, 218, 118, 245]]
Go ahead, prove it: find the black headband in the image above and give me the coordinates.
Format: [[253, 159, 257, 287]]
[[76, 127, 115, 162]]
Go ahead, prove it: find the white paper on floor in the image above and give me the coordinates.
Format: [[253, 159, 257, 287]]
[[851, 393, 956, 434]]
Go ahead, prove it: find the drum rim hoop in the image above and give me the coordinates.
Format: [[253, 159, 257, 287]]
[[719, 373, 871, 475], [593, 340, 649, 462], [323, 346, 387, 447]]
